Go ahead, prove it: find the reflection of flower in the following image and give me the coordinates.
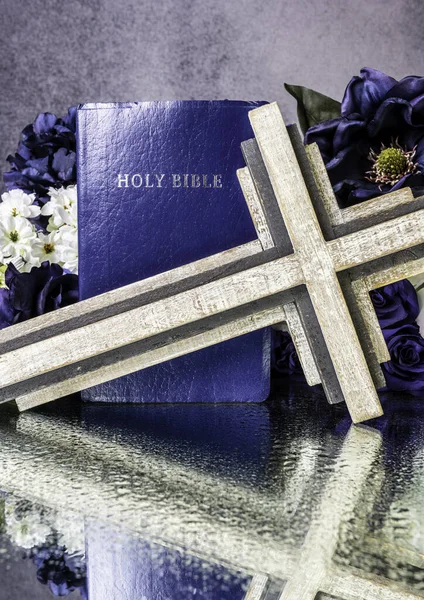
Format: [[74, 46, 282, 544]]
[[305, 68, 424, 206], [54, 514, 85, 555], [4, 109, 77, 205], [30, 538, 87, 598], [5, 498, 52, 550], [5, 496, 87, 598]]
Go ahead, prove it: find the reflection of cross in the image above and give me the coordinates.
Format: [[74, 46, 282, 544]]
[[244, 426, 423, 600], [0, 103, 424, 422], [3, 412, 423, 599]]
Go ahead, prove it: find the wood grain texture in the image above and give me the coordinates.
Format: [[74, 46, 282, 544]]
[[294, 289, 345, 404], [241, 138, 292, 254], [341, 187, 415, 223], [0, 254, 301, 391], [282, 302, 321, 387], [249, 102, 382, 423], [304, 143, 343, 227], [362, 255, 424, 291], [243, 574, 269, 600], [350, 278, 390, 364], [0, 239, 264, 354], [339, 273, 387, 389], [288, 127, 335, 242], [237, 167, 274, 250], [14, 302, 286, 411], [330, 210, 424, 271]]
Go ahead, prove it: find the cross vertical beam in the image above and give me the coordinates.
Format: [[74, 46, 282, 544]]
[[249, 103, 383, 423]]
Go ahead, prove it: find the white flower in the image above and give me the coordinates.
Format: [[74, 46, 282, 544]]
[[5, 498, 53, 550], [42, 185, 77, 231], [56, 226, 78, 274], [0, 216, 36, 261], [53, 513, 85, 555], [31, 231, 62, 266], [0, 189, 41, 219]]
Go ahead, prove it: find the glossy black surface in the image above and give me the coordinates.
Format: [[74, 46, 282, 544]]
[[0, 382, 424, 599]]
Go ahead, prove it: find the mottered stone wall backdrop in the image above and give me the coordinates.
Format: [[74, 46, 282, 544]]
[[1, 0, 423, 187]]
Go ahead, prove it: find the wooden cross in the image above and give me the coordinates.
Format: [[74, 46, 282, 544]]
[[0, 102, 423, 423]]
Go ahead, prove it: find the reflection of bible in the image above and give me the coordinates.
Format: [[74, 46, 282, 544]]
[[77, 101, 271, 403]]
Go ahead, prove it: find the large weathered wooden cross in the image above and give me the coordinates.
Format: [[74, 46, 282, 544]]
[[0, 102, 423, 423]]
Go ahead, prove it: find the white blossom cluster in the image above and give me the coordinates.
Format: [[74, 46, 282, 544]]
[[0, 186, 78, 276], [4, 495, 85, 553]]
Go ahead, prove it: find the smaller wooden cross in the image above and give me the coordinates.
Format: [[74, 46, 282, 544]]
[[0, 102, 423, 423]]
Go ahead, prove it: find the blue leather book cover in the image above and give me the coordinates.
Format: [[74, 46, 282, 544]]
[[77, 100, 271, 403]]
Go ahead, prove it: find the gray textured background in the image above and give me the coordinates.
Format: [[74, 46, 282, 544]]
[[1, 0, 423, 187]]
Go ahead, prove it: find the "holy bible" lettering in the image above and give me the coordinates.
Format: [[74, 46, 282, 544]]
[[117, 173, 223, 189]]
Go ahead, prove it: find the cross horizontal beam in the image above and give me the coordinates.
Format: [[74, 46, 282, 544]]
[[0, 208, 423, 418]]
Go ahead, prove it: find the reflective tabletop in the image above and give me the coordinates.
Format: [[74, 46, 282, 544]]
[[0, 382, 424, 599]]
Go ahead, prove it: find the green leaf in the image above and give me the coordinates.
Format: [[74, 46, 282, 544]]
[[284, 83, 341, 136]]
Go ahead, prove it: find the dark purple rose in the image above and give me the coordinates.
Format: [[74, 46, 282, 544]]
[[305, 68, 424, 207], [382, 323, 424, 394], [4, 107, 77, 210], [370, 279, 420, 332], [0, 262, 78, 327], [271, 330, 303, 378]]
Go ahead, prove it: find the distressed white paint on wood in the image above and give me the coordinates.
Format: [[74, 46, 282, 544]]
[[279, 425, 382, 600], [243, 574, 269, 600], [14, 305, 287, 412], [237, 167, 274, 250], [362, 256, 424, 291], [304, 143, 343, 226], [351, 278, 390, 364], [342, 188, 415, 225], [330, 210, 424, 271], [249, 102, 382, 424], [283, 302, 321, 386], [0, 239, 263, 348], [0, 254, 303, 390]]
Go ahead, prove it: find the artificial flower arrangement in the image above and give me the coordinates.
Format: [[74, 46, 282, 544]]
[[1, 69, 424, 395]]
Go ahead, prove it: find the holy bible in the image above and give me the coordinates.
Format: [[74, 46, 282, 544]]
[[77, 100, 270, 403]]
